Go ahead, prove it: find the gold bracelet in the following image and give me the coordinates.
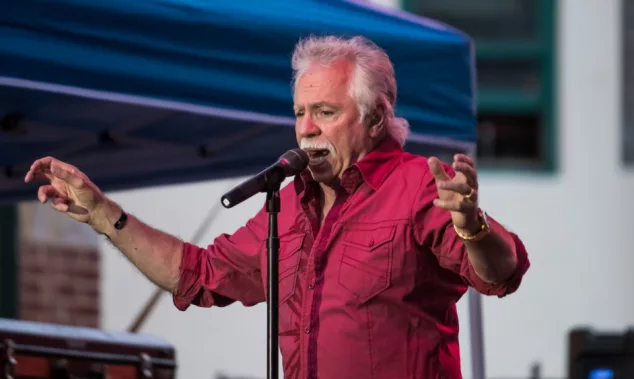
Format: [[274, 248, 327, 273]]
[[454, 209, 491, 241], [454, 223, 490, 241]]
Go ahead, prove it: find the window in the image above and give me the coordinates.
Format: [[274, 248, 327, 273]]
[[623, 0, 634, 165], [402, 0, 557, 171]]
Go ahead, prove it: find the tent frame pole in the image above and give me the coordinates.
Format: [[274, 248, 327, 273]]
[[466, 143, 486, 379], [468, 288, 486, 379], [126, 182, 233, 333]]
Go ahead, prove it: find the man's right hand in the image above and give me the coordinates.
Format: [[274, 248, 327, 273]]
[[24, 157, 120, 235]]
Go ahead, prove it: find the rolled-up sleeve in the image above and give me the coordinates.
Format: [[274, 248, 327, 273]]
[[412, 161, 530, 298], [173, 207, 267, 311], [442, 223, 530, 297]]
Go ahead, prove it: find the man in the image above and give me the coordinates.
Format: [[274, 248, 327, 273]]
[[25, 36, 529, 379]]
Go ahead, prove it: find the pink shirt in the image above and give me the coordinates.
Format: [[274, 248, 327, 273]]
[[173, 137, 530, 379]]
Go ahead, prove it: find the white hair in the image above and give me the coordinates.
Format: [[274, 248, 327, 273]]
[[291, 35, 410, 146]]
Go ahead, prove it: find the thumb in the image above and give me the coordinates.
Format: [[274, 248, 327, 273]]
[[50, 163, 85, 189], [428, 157, 451, 182]]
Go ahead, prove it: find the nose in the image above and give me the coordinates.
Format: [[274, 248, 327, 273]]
[[296, 114, 321, 140]]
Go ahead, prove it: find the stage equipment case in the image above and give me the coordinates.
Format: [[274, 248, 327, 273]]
[[0, 318, 176, 379]]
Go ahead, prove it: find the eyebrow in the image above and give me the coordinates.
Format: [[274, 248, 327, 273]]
[[293, 102, 338, 113]]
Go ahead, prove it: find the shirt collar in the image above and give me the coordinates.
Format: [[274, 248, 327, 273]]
[[294, 136, 404, 195], [353, 136, 403, 191]]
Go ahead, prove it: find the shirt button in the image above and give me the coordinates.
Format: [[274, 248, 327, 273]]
[[304, 327, 310, 334], [368, 238, 374, 247], [308, 283, 315, 289]]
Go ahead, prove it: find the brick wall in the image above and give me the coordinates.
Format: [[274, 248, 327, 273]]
[[17, 203, 100, 328], [18, 240, 100, 327]]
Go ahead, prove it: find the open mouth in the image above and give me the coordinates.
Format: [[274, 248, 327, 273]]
[[306, 149, 329, 158], [304, 148, 330, 164]]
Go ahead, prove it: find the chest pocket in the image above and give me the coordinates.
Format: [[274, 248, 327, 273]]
[[338, 224, 396, 304], [278, 234, 304, 304]]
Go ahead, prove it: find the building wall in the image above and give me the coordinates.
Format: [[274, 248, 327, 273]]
[[17, 202, 100, 328], [91, 0, 634, 378], [475, 0, 634, 377]]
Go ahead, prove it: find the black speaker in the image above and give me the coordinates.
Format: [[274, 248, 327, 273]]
[[568, 327, 634, 379]]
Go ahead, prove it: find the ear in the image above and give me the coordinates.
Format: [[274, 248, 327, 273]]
[[367, 104, 386, 139]]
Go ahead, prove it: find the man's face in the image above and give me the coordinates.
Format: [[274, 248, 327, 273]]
[[293, 59, 374, 185]]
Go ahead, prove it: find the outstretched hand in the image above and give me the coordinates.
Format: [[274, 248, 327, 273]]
[[24, 157, 106, 226], [428, 154, 480, 233]]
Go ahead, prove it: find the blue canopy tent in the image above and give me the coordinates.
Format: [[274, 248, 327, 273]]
[[0, 0, 477, 201], [0, 0, 483, 377]]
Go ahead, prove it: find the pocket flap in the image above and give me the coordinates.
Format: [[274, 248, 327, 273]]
[[279, 234, 305, 260], [342, 225, 395, 251]]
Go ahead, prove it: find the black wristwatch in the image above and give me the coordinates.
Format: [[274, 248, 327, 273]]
[[114, 211, 128, 230]]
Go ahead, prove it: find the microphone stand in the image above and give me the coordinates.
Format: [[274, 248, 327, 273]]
[[220, 151, 309, 379], [264, 175, 282, 379], [218, 148, 308, 379]]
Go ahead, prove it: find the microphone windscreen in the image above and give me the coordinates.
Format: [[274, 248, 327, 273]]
[[279, 148, 309, 174]]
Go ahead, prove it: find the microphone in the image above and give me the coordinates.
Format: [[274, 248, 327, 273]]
[[221, 148, 309, 208]]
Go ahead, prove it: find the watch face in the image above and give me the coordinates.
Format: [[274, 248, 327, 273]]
[[480, 210, 490, 228]]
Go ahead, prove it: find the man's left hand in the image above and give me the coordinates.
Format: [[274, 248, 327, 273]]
[[428, 154, 480, 233]]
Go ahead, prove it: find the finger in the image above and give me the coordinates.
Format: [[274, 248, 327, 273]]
[[50, 162, 85, 189], [25, 157, 55, 183], [37, 185, 64, 204], [428, 157, 451, 182], [433, 199, 478, 213], [437, 182, 475, 198], [50, 197, 70, 213], [26, 170, 53, 183], [452, 161, 478, 189], [454, 154, 475, 168], [29, 157, 54, 172]]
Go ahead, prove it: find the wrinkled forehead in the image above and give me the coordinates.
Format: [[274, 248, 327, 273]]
[[293, 60, 354, 107]]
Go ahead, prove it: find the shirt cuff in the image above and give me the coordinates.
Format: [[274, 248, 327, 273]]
[[172, 242, 233, 311], [462, 232, 530, 298]]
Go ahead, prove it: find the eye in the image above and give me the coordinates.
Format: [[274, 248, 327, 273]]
[[295, 110, 305, 117], [318, 110, 334, 117]]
